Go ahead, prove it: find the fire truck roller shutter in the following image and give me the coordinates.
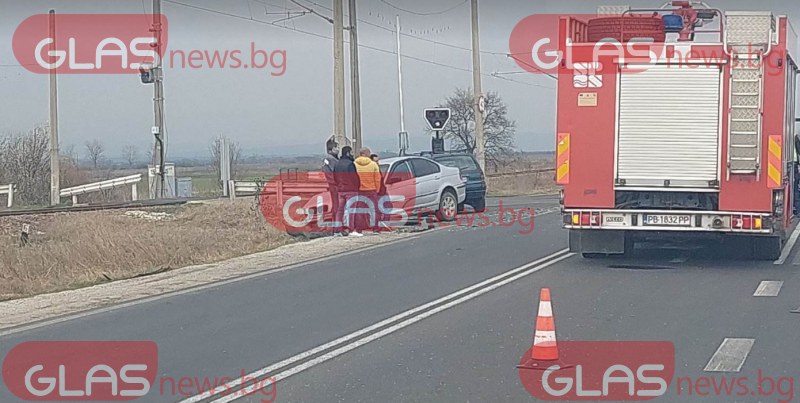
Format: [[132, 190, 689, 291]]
[[616, 64, 722, 188]]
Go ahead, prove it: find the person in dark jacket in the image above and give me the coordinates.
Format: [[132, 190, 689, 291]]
[[334, 146, 361, 236], [322, 139, 340, 232]]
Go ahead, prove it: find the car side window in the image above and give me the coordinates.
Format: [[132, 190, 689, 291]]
[[410, 159, 441, 178], [388, 161, 414, 182]]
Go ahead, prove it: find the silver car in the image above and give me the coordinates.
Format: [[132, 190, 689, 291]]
[[379, 156, 467, 222]]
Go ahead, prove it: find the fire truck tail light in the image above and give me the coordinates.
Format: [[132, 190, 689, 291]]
[[732, 216, 762, 230], [571, 213, 598, 226]]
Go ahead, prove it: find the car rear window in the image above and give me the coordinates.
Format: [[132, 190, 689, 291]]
[[435, 156, 479, 171]]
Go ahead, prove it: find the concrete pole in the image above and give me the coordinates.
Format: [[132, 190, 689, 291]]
[[48, 10, 60, 206], [349, 0, 363, 152], [333, 0, 347, 148], [471, 0, 486, 172], [152, 0, 167, 198], [396, 15, 406, 135]]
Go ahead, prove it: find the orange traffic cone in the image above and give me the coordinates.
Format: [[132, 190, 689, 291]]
[[518, 288, 571, 371], [531, 288, 559, 361]]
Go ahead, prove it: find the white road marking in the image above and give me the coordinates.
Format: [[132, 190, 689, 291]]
[[704, 338, 755, 373], [179, 249, 574, 403], [775, 223, 800, 265], [753, 281, 783, 297]]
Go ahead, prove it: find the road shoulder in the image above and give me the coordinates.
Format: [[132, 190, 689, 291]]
[[0, 231, 418, 333]]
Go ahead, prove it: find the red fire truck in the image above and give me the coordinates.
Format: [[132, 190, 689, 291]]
[[556, 2, 798, 259]]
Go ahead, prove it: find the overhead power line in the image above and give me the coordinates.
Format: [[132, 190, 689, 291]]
[[379, 0, 468, 16], [295, 0, 551, 86], [161, 0, 553, 88]]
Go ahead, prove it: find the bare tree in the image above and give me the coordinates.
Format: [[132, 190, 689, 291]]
[[0, 125, 51, 205], [436, 88, 516, 166], [211, 135, 242, 191], [84, 139, 105, 169], [122, 145, 138, 167], [61, 143, 78, 165]]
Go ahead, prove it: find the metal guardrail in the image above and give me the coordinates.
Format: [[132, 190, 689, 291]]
[[228, 181, 261, 199], [0, 184, 16, 208], [60, 174, 142, 204], [229, 170, 556, 200], [229, 173, 329, 200], [485, 168, 555, 179]]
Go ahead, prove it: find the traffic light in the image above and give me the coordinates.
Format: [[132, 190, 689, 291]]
[[424, 108, 451, 131]]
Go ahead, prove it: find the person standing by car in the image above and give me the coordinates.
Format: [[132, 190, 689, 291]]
[[356, 148, 382, 233], [334, 146, 361, 237], [322, 139, 339, 233], [371, 154, 389, 228]]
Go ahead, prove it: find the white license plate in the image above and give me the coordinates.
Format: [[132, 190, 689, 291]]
[[644, 214, 691, 226]]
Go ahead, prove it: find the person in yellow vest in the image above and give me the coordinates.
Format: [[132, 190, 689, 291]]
[[355, 148, 382, 233]]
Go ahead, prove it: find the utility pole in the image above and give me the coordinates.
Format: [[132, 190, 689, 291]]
[[48, 10, 60, 206], [152, 0, 167, 198], [471, 0, 486, 172], [395, 15, 407, 153], [333, 0, 347, 149], [349, 0, 363, 152]]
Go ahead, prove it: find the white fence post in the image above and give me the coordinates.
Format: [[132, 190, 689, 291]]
[[1, 184, 14, 208], [229, 180, 237, 201], [132, 184, 138, 201]]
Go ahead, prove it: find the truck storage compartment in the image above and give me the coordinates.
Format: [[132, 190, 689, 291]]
[[616, 65, 722, 189]]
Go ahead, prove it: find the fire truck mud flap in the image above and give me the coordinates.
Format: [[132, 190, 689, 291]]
[[723, 235, 784, 261], [570, 230, 631, 257]]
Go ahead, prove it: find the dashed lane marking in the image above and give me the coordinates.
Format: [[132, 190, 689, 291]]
[[753, 281, 783, 297], [704, 338, 755, 373]]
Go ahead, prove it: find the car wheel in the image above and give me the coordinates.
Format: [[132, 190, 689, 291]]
[[470, 198, 486, 213], [436, 190, 458, 222]]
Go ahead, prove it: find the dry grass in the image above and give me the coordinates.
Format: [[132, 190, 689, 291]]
[[487, 172, 558, 197], [0, 200, 291, 300]]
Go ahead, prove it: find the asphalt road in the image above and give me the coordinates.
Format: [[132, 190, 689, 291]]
[[1, 195, 799, 403]]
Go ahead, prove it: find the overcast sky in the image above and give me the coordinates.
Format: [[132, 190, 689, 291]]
[[2, 0, 799, 160]]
